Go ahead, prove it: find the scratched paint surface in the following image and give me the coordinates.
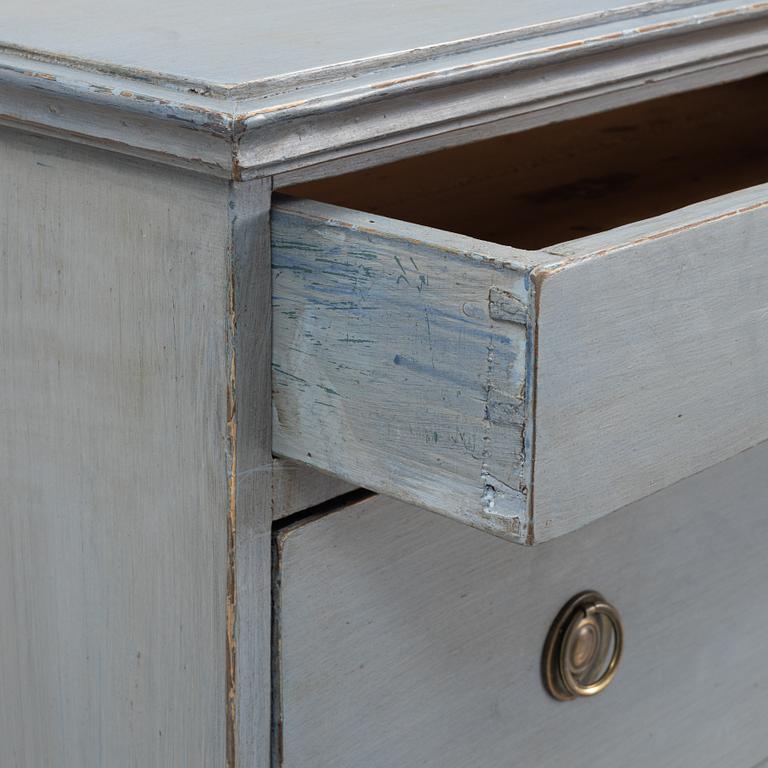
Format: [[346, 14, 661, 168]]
[[272, 201, 534, 540], [0, 0, 728, 87], [272, 182, 768, 545]]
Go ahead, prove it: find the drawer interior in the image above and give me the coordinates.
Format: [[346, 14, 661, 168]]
[[284, 75, 768, 249]]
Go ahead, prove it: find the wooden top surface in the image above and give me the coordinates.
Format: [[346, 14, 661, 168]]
[[0, 0, 733, 90], [1, 0, 767, 177]]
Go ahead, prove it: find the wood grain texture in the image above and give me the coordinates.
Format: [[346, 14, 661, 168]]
[[1, 3, 767, 178], [0, 129, 275, 768], [533, 184, 768, 539], [0, 128, 232, 766], [272, 198, 537, 541], [273, 180, 768, 542], [275, 439, 768, 768], [3, 0, 746, 88], [227, 179, 274, 768]]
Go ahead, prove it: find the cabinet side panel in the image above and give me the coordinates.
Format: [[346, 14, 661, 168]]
[[0, 129, 231, 767]]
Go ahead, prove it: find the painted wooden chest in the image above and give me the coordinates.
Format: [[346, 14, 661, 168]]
[[1, 2, 767, 765]]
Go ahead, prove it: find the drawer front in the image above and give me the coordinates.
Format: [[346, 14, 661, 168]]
[[274, 440, 768, 768]]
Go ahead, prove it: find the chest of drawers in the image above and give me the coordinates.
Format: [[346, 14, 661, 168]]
[[1, 2, 767, 766]]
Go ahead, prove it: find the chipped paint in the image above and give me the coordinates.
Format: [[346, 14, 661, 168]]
[[24, 69, 57, 80], [119, 89, 170, 106], [479, 470, 523, 536], [273, 201, 532, 542], [225, 266, 238, 768], [541, 198, 768, 276], [489, 286, 528, 324], [524, 269, 543, 546]]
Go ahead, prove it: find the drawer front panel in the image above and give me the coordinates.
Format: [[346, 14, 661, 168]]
[[275, 440, 768, 768]]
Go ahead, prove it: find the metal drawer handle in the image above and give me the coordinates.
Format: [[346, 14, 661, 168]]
[[542, 590, 623, 701]]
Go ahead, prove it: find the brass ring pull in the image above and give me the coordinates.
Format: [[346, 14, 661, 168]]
[[542, 591, 624, 701]]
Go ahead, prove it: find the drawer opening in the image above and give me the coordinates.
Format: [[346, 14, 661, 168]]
[[283, 74, 768, 250]]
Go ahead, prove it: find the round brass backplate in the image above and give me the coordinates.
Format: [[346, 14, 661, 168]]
[[542, 591, 623, 701]]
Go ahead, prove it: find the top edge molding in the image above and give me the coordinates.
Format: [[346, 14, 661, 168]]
[[0, 0, 735, 100], [0, 0, 767, 179]]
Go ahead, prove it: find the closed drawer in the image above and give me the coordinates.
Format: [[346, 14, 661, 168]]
[[273, 440, 768, 768], [272, 75, 768, 543]]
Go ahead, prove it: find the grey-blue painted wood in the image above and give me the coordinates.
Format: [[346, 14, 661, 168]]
[[272, 198, 537, 541], [2, 2, 768, 765], [3, 0, 740, 86], [272, 460, 356, 521], [275, 439, 768, 768], [272, 184, 768, 543], [227, 178, 275, 768], [0, 128, 234, 766], [1, 2, 766, 178], [0, 127, 275, 768]]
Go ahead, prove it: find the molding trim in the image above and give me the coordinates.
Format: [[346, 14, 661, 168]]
[[1, 0, 766, 178]]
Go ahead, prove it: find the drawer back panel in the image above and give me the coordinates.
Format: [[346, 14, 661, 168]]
[[284, 74, 768, 250]]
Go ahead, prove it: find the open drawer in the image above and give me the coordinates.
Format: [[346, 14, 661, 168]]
[[272, 75, 768, 544]]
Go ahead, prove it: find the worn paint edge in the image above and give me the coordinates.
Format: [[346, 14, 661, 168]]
[[1, 0, 763, 102], [225, 210, 239, 768], [539, 183, 768, 272], [272, 195, 539, 271], [239, 2, 768, 120], [239, 23, 768, 179], [268, 48, 768, 185], [524, 271, 540, 545], [482, 270, 539, 545], [1, 4, 767, 178]]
